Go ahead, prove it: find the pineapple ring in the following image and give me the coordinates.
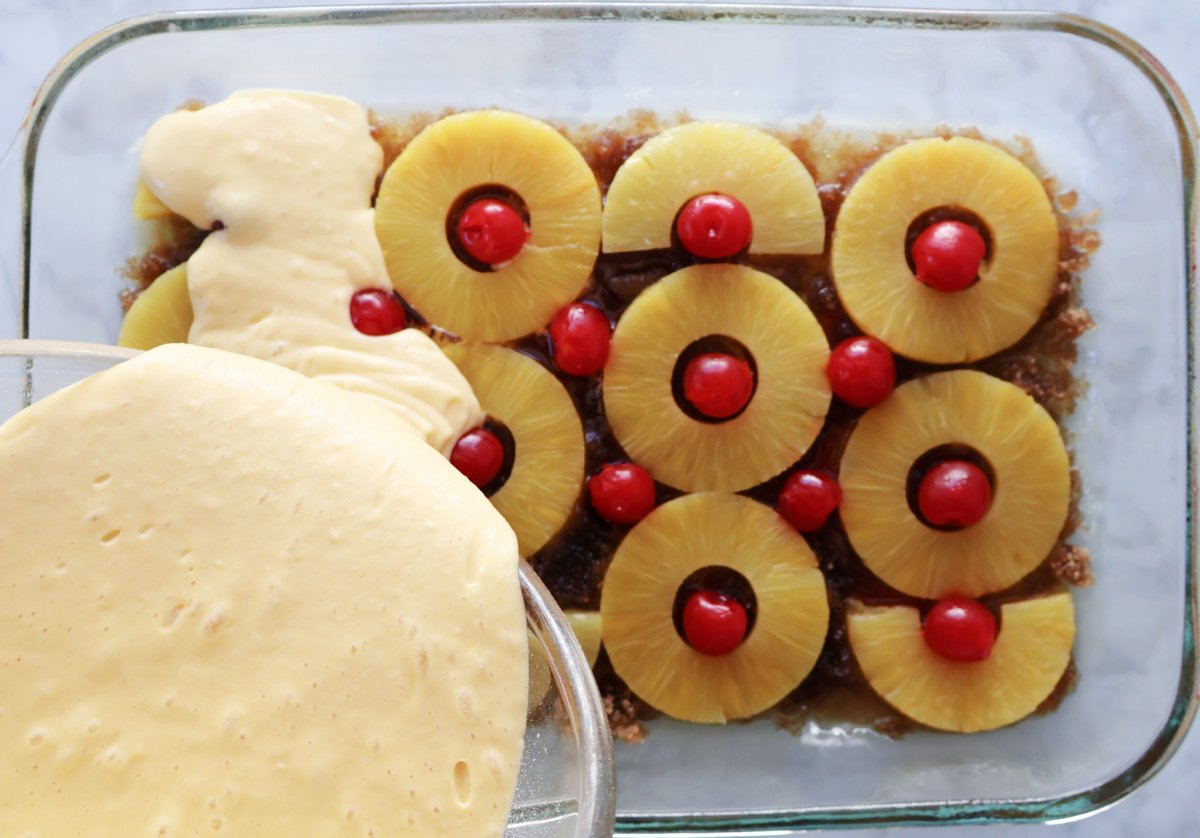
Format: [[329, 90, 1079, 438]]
[[529, 611, 602, 705], [602, 122, 824, 255], [847, 592, 1075, 733], [375, 110, 601, 342], [604, 264, 830, 492], [133, 180, 174, 220], [840, 370, 1070, 599], [831, 137, 1059, 363], [117, 263, 193, 350], [600, 493, 829, 724], [442, 343, 584, 557]]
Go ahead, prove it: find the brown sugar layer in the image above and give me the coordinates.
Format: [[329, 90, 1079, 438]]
[[125, 111, 1098, 738]]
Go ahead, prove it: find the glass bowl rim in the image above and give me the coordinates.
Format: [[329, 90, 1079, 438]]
[[12, 4, 1199, 831]]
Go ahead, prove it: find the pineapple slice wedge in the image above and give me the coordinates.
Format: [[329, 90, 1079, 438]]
[[133, 181, 174, 220], [831, 136, 1058, 363], [840, 370, 1070, 599], [117, 263, 192, 350], [600, 493, 829, 724], [604, 264, 830, 492], [602, 122, 824, 255], [566, 610, 603, 668], [442, 343, 584, 557], [847, 592, 1075, 733], [529, 611, 602, 705], [376, 111, 601, 342]]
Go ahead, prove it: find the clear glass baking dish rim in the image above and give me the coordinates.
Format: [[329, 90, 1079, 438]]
[[0, 334, 619, 838], [10, 3, 1199, 832]]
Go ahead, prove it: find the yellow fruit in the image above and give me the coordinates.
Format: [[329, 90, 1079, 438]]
[[839, 370, 1070, 599], [117, 264, 192, 350], [602, 122, 824, 254], [443, 343, 584, 557], [376, 110, 601, 342], [831, 137, 1058, 363], [600, 493, 829, 724], [133, 181, 173, 220], [847, 592, 1075, 732], [527, 630, 553, 707], [566, 610, 602, 668], [604, 264, 830, 492], [528, 612, 601, 707]]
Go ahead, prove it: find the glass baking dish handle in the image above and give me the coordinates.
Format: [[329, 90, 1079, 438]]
[[0, 132, 21, 340]]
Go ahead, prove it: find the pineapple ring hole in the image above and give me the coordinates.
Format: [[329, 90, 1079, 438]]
[[445, 184, 531, 272], [479, 417, 517, 498], [903, 206, 994, 280], [669, 192, 753, 261], [905, 443, 997, 531], [670, 335, 759, 424], [671, 566, 758, 647]]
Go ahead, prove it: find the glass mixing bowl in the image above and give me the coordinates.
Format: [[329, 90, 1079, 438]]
[[0, 339, 616, 838]]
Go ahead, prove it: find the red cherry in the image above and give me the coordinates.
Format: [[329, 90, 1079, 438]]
[[349, 289, 407, 336], [912, 220, 986, 292], [550, 303, 611, 376], [456, 198, 528, 266], [778, 470, 841, 533], [588, 463, 656, 525], [450, 427, 505, 489], [826, 336, 896, 408], [682, 590, 748, 656], [918, 460, 992, 528], [683, 353, 755, 419], [923, 597, 997, 662], [675, 194, 753, 259]]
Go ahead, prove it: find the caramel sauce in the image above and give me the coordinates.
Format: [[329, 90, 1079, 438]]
[[128, 112, 1098, 738]]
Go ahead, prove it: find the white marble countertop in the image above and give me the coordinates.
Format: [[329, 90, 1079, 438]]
[[0, 0, 1196, 834]]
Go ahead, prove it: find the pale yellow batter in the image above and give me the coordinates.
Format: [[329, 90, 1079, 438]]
[[139, 90, 481, 456], [0, 344, 527, 836]]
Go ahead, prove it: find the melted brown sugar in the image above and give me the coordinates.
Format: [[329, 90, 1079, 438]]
[[127, 110, 1099, 741]]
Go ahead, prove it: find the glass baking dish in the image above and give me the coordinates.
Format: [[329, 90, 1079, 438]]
[[10, 3, 1198, 832], [0, 338, 616, 838]]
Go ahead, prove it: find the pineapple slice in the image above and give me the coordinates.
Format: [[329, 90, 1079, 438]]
[[831, 137, 1058, 363], [117, 264, 192, 350], [600, 493, 829, 724], [602, 122, 824, 254], [376, 111, 601, 342], [566, 610, 603, 668], [604, 264, 830, 492], [133, 181, 174, 220], [529, 611, 602, 706], [847, 592, 1075, 733], [443, 343, 584, 557], [840, 370, 1070, 599]]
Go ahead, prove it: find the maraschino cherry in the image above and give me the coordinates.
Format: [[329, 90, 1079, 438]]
[[675, 194, 753, 260], [589, 462, 656, 524], [456, 198, 528, 266], [826, 336, 895, 408], [450, 427, 505, 489], [349, 289, 407, 336], [682, 590, 748, 656], [550, 303, 611, 376], [918, 460, 992, 528], [683, 352, 754, 419], [923, 597, 997, 662], [912, 220, 986, 292], [778, 470, 841, 533]]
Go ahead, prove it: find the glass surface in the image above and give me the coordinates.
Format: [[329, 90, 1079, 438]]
[[13, 4, 1198, 832], [0, 339, 615, 838]]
